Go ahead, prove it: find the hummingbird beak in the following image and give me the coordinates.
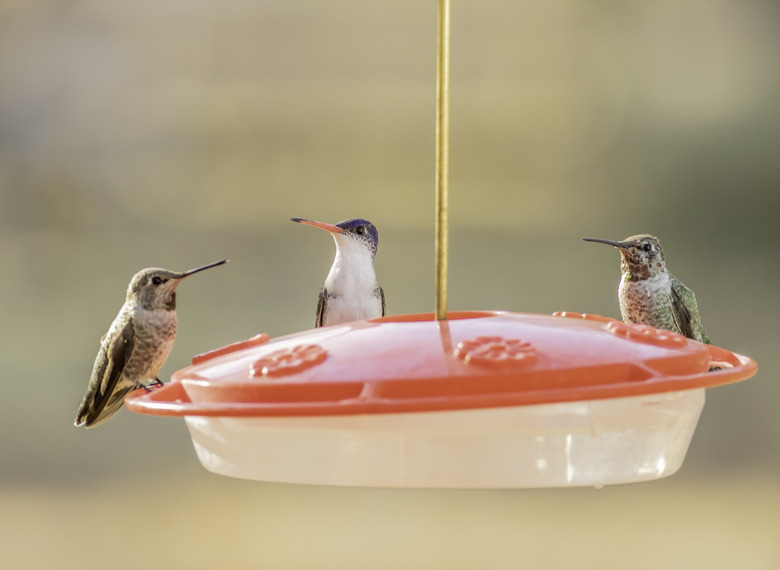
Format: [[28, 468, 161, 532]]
[[582, 237, 625, 248], [179, 259, 229, 279], [583, 237, 642, 263], [291, 217, 344, 235]]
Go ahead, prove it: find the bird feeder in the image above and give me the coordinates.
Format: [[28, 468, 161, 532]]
[[126, 311, 755, 487], [125, 0, 757, 487]]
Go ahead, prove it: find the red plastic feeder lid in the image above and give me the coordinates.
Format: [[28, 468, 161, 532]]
[[126, 311, 756, 418]]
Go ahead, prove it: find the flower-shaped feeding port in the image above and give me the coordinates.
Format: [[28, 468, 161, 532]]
[[454, 336, 536, 368], [250, 344, 328, 378], [552, 311, 615, 324], [605, 321, 689, 348], [126, 311, 756, 489]]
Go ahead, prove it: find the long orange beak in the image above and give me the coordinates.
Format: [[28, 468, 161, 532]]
[[291, 217, 344, 235]]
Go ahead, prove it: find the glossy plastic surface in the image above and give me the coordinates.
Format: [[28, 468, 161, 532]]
[[127, 311, 755, 418], [125, 311, 756, 487]]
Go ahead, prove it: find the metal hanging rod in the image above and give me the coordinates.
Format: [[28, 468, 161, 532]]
[[435, 0, 450, 321]]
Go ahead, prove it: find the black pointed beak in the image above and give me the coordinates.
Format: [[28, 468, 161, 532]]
[[180, 259, 229, 278], [582, 237, 625, 248]]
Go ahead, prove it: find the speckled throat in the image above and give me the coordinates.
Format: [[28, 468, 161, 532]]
[[621, 259, 654, 281]]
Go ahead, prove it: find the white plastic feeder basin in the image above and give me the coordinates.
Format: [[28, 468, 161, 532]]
[[126, 311, 756, 488]]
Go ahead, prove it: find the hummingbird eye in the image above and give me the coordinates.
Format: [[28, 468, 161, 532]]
[[151, 276, 164, 285], [354, 226, 366, 235], [643, 243, 652, 252]]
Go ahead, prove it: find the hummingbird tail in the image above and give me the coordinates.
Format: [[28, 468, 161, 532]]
[[74, 387, 133, 428]]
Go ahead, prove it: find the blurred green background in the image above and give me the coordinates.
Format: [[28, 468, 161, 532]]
[[1, 1, 778, 568]]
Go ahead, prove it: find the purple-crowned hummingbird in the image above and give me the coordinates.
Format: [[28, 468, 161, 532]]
[[583, 234, 710, 344], [291, 217, 385, 327], [74, 259, 228, 428]]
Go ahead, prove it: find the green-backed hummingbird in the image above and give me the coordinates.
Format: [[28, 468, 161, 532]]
[[583, 234, 710, 344], [74, 259, 228, 428]]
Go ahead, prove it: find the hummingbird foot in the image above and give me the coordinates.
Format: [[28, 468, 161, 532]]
[[132, 380, 153, 393], [150, 378, 165, 387]]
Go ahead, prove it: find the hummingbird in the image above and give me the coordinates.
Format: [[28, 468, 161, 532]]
[[291, 217, 385, 327], [74, 259, 228, 428], [583, 234, 710, 344]]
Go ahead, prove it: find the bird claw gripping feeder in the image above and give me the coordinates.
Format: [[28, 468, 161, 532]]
[[126, 0, 756, 488]]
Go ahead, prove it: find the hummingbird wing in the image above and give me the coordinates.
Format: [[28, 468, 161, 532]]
[[378, 285, 386, 317], [74, 317, 137, 428], [315, 287, 328, 328], [670, 278, 710, 344]]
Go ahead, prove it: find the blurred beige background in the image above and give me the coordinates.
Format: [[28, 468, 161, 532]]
[[1, 1, 778, 568]]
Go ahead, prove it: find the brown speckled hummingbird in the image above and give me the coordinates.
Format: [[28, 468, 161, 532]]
[[291, 217, 385, 327], [583, 235, 710, 344], [74, 259, 228, 428]]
